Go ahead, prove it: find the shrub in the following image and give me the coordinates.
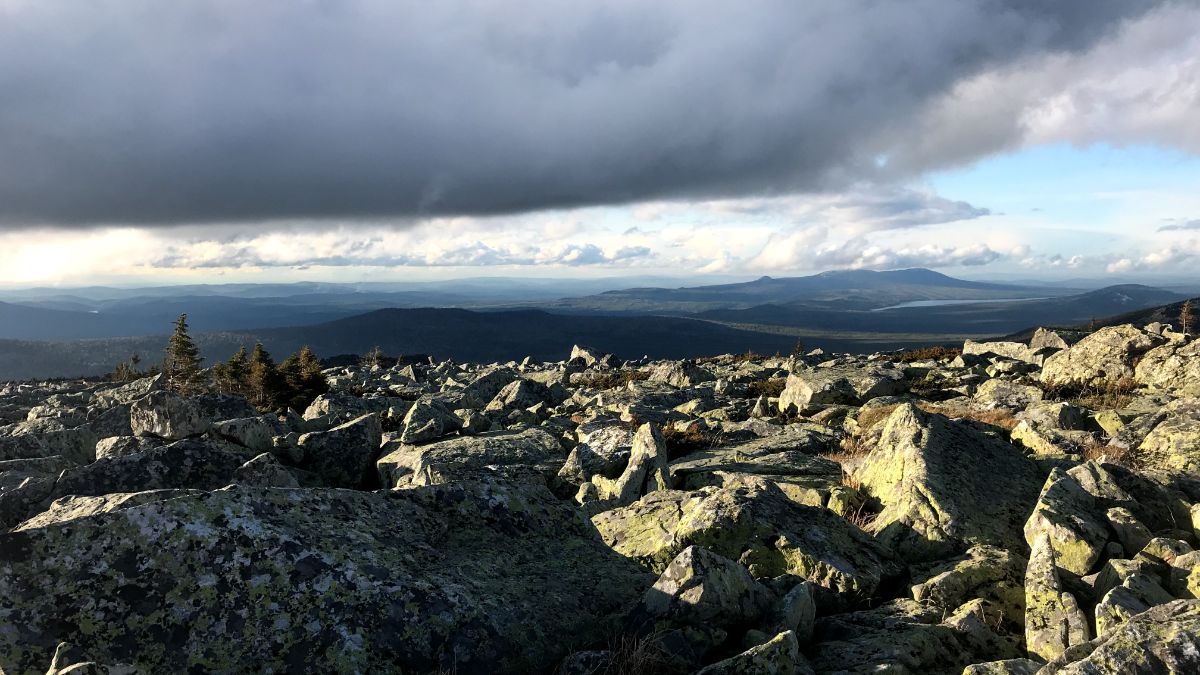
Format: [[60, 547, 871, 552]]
[[892, 345, 962, 363], [744, 377, 786, 398], [578, 369, 650, 390]]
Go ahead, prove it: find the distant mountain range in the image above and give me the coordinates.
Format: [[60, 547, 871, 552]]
[[0, 269, 1192, 380]]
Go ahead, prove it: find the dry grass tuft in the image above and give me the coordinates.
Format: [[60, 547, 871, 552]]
[[854, 404, 902, 431], [556, 634, 685, 675], [843, 502, 879, 531], [578, 369, 651, 390], [916, 402, 1020, 431], [892, 345, 962, 363], [744, 377, 787, 399], [1042, 376, 1138, 410], [661, 425, 718, 459], [1081, 443, 1131, 466]]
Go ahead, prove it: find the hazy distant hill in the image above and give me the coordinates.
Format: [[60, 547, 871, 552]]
[[539, 268, 1064, 313], [697, 284, 1184, 335]]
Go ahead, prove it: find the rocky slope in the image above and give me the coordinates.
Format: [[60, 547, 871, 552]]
[[1, 323, 1199, 674]]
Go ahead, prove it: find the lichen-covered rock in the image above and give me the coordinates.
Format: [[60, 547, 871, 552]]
[[89, 375, 163, 408], [94, 435, 156, 460], [964, 340, 1039, 365], [377, 427, 563, 488], [809, 599, 1013, 674], [1023, 468, 1110, 576], [294, 413, 383, 488], [485, 378, 557, 412], [129, 391, 210, 440], [14, 489, 199, 531], [1094, 573, 1174, 636], [777, 365, 905, 414], [48, 440, 251, 503], [765, 581, 816, 644], [212, 414, 287, 453], [1136, 412, 1200, 474], [1037, 599, 1200, 674], [633, 545, 772, 632], [1041, 325, 1165, 389], [592, 423, 669, 508], [1025, 533, 1091, 662], [591, 484, 896, 602], [695, 630, 812, 675], [857, 404, 1043, 559], [1105, 507, 1153, 558], [668, 431, 841, 509], [0, 481, 652, 674], [1134, 339, 1200, 396], [233, 452, 300, 488], [974, 379, 1044, 409], [962, 658, 1041, 674], [910, 545, 1026, 627], [399, 395, 463, 444], [647, 361, 714, 388]]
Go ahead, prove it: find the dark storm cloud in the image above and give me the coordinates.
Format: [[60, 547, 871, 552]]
[[0, 0, 1175, 227]]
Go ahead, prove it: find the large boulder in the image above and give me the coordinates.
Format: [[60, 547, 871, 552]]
[[668, 429, 841, 508], [130, 391, 210, 440], [777, 365, 905, 414], [211, 415, 287, 453], [1133, 339, 1200, 396], [1023, 468, 1110, 576], [0, 481, 652, 674], [1037, 599, 1200, 674], [856, 404, 1043, 559], [48, 440, 252, 502], [377, 428, 562, 488], [1136, 411, 1200, 474], [295, 413, 383, 489], [695, 630, 812, 675], [632, 545, 773, 632], [591, 423, 669, 508], [1040, 326, 1165, 390], [808, 599, 1016, 674], [964, 340, 1038, 365], [1025, 533, 1090, 662], [647, 361, 714, 388], [591, 484, 896, 603], [400, 396, 463, 444]]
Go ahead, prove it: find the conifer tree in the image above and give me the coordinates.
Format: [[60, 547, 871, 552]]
[[215, 346, 250, 395], [278, 345, 328, 411], [246, 342, 281, 409], [1181, 299, 1193, 335], [163, 314, 202, 393]]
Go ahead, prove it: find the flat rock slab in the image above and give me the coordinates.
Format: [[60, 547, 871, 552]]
[[0, 481, 651, 674]]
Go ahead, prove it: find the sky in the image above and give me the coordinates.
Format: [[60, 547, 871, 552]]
[[0, 0, 1198, 287]]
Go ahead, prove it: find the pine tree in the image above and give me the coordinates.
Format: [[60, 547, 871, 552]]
[[278, 345, 328, 411], [163, 314, 202, 393], [362, 345, 386, 369], [246, 342, 281, 409], [1181, 300, 1194, 335], [215, 346, 250, 395]]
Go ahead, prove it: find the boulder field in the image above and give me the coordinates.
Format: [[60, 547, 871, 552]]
[[1, 322, 1199, 673]]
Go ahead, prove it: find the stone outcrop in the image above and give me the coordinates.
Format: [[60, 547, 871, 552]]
[[1, 322, 1198, 674], [857, 404, 1043, 559]]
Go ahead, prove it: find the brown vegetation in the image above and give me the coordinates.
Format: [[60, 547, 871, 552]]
[[916, 402, 1020, 431], [744, 377, 787, 399], [661, 424, 718, 460], [578, 369, 651, 390], [1043, 376, 1137, 410], [892, 345, 962, 363]]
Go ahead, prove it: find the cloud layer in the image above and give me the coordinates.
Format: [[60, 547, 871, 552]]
[[0, 0, 1178, 226]]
